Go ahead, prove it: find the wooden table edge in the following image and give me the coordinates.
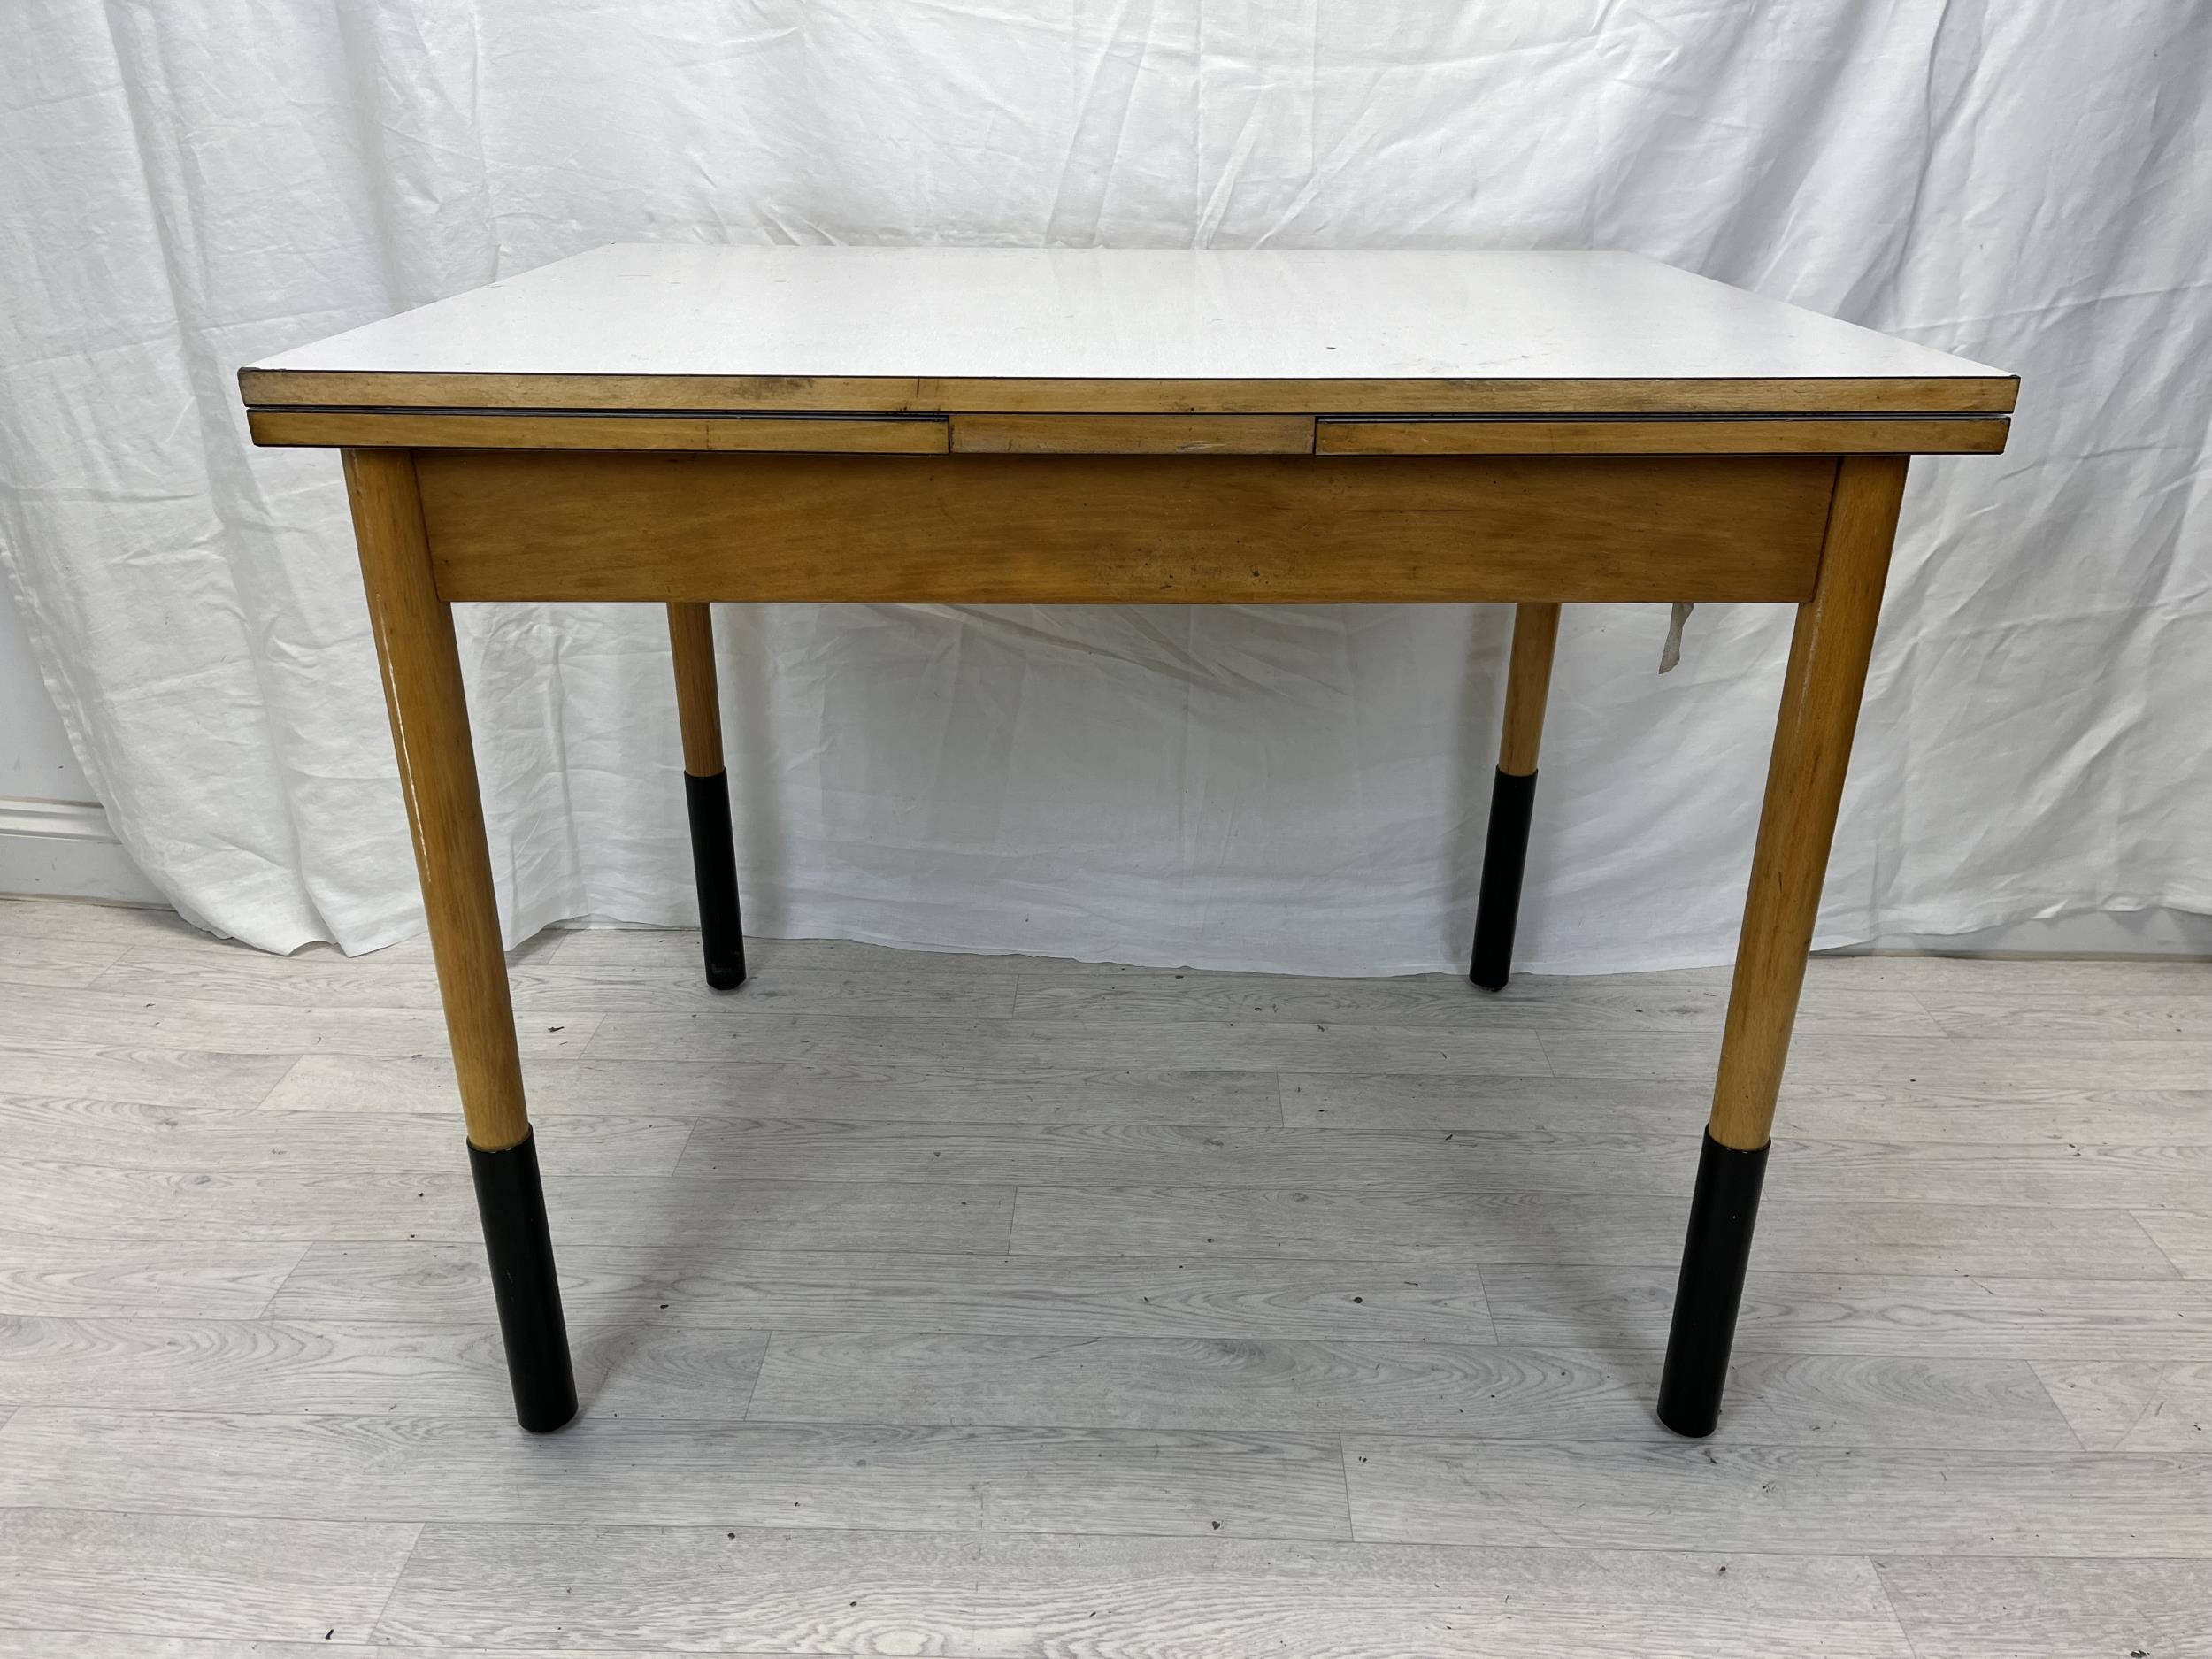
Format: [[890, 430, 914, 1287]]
[[248, 407, 2008, 457], [239, 365, 2020, 418]]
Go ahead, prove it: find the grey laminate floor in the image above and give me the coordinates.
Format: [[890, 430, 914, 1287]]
[[1, 895, 2207, 1658]]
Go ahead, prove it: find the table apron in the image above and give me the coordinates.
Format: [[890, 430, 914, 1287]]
[[410, 449, 1837, 605]]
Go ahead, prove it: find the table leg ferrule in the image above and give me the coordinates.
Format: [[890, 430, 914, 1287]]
[[468, 1128, 579, 1433], [683, 768, 748, 990], [1656, 1129, 1770, 1438], [1470, 765, 1538, 990]]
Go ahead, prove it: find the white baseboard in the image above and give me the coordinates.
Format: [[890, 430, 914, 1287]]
[[1829, 907, 2212, 960], [0, 797, 167, 905]]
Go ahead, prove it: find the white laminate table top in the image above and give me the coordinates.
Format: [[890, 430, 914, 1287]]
[[242, 244, 2013, 416]]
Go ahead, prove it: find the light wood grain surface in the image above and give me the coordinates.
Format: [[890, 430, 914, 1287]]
[[412, 450, 1835, 605], [343, 449, 534, 1152], [1317, 415, 2010, 454], [664, 602, 723, 776], [1498, 602, 1562, 776], [250, 407, 2009, 456], [0, 895, 2205, 1656], [1709, 455, 1908, 1150], [248, 409, 954, 452], [949, 412, 1316, 454]]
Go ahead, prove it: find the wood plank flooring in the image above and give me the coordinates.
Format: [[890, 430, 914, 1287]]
[[1, 895, 2207, 1657]]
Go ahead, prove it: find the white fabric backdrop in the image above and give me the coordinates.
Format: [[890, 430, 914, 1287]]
[[2, 2, 2207, 974]]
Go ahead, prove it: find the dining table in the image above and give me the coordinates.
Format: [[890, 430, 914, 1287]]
[[240, 243, 2016, 1437]]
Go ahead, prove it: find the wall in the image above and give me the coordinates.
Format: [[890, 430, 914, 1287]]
[[0, 581, 163, 902]]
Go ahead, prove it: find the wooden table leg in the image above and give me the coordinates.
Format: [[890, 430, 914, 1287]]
[[667, 602, 747, 989], [1657, 456, 1909, 1437], [1471, 602, 1562, 990], [342, 448, 579, 1434]]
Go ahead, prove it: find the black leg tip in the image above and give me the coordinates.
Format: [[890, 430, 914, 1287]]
[[469, 1129, 580, 1434], [1655, 1396, 1720, 1439], [683, 769, 747, 991], [1470, 767, 1537, 992], [518, 1396, 580, 1435], [1655, 1130, 1770, 1439]]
